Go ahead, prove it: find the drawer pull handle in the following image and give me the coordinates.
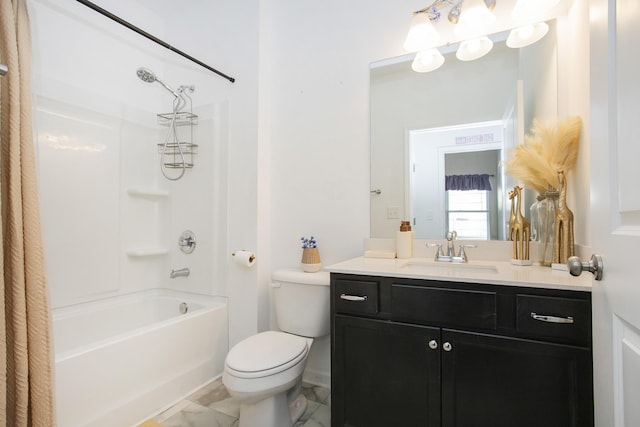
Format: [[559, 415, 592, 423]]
[[340, 294, 368, 302], [531, 312, 574, 324]]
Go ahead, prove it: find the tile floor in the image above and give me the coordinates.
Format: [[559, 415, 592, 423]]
[[141, 379, 331, 427]]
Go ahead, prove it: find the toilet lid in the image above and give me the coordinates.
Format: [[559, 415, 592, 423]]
[[226, 331, 308, 377]]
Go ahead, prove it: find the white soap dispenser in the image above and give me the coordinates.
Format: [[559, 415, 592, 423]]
[[396, 220, 414, 259]]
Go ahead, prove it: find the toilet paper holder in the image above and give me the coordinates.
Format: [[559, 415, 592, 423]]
[[231, 250, 257, 267]]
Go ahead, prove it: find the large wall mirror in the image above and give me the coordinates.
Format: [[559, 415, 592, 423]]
[[370, 19, 559, 240]]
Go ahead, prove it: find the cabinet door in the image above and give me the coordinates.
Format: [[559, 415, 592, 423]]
[[441, 329, 593, 427], [332, 315, 440, 427]]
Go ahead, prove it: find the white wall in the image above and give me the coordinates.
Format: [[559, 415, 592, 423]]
[[556, 0, 591, 247]]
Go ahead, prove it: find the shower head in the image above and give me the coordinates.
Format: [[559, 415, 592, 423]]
[[136, 67, 156, 83], [136, 67, 179, 97]]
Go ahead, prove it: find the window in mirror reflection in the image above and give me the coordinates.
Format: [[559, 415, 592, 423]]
[[446, 190, 490, 240]]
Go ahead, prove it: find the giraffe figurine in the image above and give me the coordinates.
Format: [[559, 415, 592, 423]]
[[508, 188, 517, 240], [553, 171, 575, 264], [509, 186, 530, 260]]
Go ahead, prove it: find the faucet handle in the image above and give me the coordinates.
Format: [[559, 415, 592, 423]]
[[427, 243, 444, 259], [457, 244, 477, 262]]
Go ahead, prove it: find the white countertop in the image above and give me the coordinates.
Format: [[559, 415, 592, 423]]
[[325, 256, 593, 292]]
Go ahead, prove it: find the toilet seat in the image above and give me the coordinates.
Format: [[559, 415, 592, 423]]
[[225, 331, 309, 379]]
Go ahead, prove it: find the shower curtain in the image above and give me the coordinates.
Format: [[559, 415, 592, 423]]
[[0, 0, 56, 425]]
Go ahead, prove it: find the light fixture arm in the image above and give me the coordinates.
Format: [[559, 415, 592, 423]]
[[413, 0, 457, 20]]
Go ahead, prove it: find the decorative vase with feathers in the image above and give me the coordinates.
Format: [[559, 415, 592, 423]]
[[505, 116, 582, 266]]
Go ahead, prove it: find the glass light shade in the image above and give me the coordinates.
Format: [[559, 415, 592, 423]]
[[512, 0, 560, 20], [403, 12, 440, 52], [507, 22, 549, 48], [454, 0, 496, 39], [411, 48, 445, 73], [456, 37, 494, 61]]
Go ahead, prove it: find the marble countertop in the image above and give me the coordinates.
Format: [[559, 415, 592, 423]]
[[325, 256, 593, 292]]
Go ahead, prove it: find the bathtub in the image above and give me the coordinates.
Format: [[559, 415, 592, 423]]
[[53, 289, 228, 427]]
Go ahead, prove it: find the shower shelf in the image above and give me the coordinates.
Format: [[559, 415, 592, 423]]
[[157, 111, 198, 126], [127, 188, 170, 198], [126, 247, 170, 257], [157, 143, 198, 168]]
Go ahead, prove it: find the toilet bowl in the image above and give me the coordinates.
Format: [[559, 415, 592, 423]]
[[222, 269, 330, 427], [223, 331, 312, 427]]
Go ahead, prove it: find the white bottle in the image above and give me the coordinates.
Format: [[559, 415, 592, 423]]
[[396, 221, 414, 259]]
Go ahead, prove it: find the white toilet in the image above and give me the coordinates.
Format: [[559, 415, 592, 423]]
[[222, 269, 330, 427]]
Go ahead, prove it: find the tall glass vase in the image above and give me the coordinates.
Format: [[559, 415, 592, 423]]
[[529, 195, 543, 243], [537, 189, 559, 266]]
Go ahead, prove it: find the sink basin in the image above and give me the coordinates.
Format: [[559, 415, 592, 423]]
[[399, 259, 499, 275]]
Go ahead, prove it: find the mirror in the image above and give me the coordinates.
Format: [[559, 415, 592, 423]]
[[370, 22, 559, 239]]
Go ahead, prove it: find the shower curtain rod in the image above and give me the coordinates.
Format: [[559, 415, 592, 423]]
[[74, 0, 235, 83]]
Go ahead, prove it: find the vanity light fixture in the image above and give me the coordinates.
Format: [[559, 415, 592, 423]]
[[403, 0, 556, 72], [456, 36, 494, 61], [454, 0, 497, 39], [403, 8, 441, 52], [506, 22, 549, 48], [412, 48, 446, 72]]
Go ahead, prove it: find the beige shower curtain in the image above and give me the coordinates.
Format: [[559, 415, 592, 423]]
[[0, 0, 56, 426]]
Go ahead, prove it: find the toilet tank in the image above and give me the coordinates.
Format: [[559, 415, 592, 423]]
[[271, 269, 330, 338]]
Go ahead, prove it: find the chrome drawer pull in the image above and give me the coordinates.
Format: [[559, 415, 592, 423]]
[[531, 312, 574, 324], [340, 294, 368, 302]]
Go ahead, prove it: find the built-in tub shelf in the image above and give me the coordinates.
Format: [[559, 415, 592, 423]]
[[127, 188, 169, 199], [126, 247, 170, 257]]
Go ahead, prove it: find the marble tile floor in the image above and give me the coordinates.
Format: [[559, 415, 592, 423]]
[[140, 379, 331, 427]]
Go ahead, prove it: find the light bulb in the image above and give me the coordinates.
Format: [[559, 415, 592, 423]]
[[507, 22, 550, 48], [403, 12, 441, 52], [411, 48, 445, 73], [456, 37, 494, 61], [454, 0, 496, 39]]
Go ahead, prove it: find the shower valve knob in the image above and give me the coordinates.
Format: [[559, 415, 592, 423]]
[[178, 230, 196, 254]]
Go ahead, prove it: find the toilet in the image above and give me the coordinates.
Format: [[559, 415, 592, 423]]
[[222, 269, 330, 427]]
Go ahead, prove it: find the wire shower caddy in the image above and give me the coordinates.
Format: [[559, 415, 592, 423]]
[[157, 104, 198, 169]]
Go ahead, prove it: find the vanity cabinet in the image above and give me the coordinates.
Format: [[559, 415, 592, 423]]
[[330, 273, 593, 427]]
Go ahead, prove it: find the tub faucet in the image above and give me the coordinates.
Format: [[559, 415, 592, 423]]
[[170, 268, 190, 278]]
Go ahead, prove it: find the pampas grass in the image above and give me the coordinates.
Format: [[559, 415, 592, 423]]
[[505, 116, 582, 192]]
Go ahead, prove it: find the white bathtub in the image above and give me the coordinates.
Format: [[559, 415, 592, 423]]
[[53, 289, 228, 427]]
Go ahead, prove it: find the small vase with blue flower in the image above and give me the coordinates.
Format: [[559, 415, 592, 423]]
[[300, 236, 321, 272]]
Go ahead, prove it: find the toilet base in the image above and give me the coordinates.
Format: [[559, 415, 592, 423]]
[[289, 393, 308, 422], [237, 387, 307, 427]]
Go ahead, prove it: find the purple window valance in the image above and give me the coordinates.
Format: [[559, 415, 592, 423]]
[[445, 174, 493, 191]]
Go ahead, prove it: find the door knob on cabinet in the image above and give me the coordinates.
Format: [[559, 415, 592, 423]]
[[443, 342, 452, 352], [428, 340, 438, 350], [567, 254, 604, 281]]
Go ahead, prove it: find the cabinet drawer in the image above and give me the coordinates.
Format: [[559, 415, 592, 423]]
[[333, 278, 379, 315], [391, 284, 497, 330], [516, 294, 591, 345]]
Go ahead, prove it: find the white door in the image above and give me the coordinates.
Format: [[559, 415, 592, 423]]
[[590, 0, 640, 425]]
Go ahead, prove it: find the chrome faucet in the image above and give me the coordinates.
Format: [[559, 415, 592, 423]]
[[445, 231, 457, 257], [170, 268, 190, 278], [427, 230, 476, 263]]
